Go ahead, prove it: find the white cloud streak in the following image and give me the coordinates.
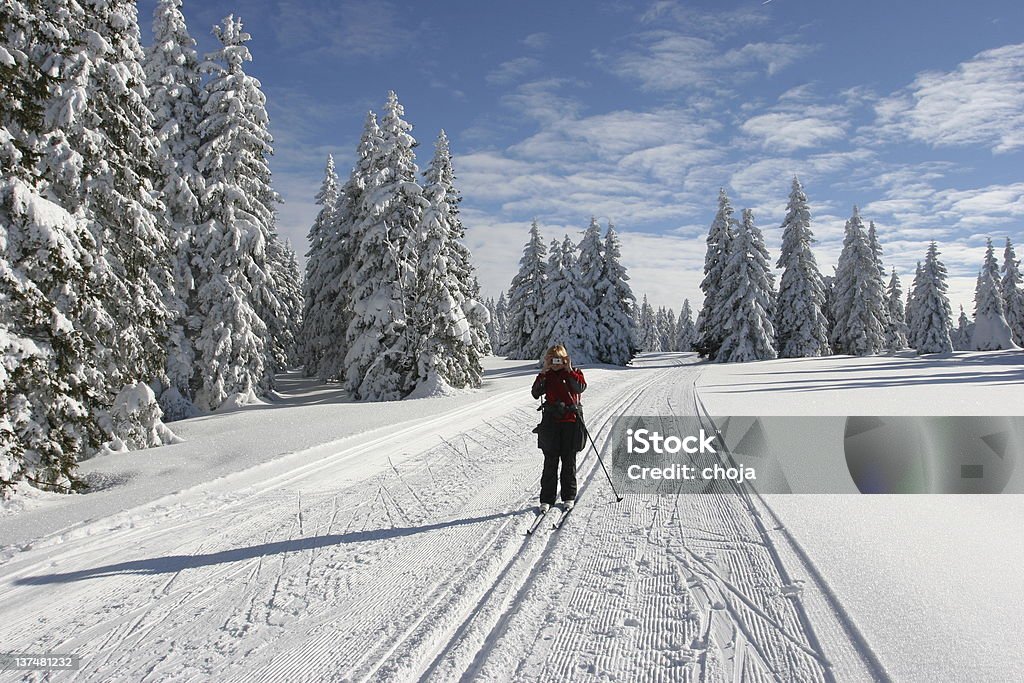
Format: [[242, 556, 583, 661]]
[[872, 43, 1024, 153]]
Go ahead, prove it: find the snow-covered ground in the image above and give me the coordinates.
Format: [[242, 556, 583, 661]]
[[697, 349, 1024, 682], [1, 352, 1021, 681]]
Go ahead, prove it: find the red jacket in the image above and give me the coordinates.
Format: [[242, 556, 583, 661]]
[[531, 367, 586, 422]]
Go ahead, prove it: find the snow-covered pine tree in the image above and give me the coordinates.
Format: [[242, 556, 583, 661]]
[[868, 220, 891, 335], [664, 308, 677, 351], [677, 299, 696, 352], [912, 243, 953, 354], [541, 237, 599, 363], [775, 177, 830, 358], [696, 189, 736, 359], [408, 130, 482, 392], [0, 0, 109, 488], [48, 0, 172, 405], [494, 291, 509, 352], [637, 295, 659, 352], [501, 220, 548, 359], [201, 17, 287, 377], [883, 269, 909, 351], [301, 154, 340, 377], [533, 238, 563, 353], [821, 273, 835, 340], [145, 0, 204, 417], [953, 306, 974, 351], [273, 240, 304, 367], [596, 222, 635, 365], [830, 207, 886, 356], [262, 229, 301, 372], [420, 130, 489, 383], [971, 239, 1016, 350], [317, 113, 384, 383], [344, 91, 428, 400], [630, 301, 642, 354], [654, 307, 666, 351], [190, 15, 276, 410], [717, 209, 776, 363], [577, 217, 607, 354], [906, 262, 923, 349], [483, 298, 500, 352], [1001, 238, 1024, 345]]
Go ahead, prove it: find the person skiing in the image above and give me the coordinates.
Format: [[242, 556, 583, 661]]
[[531, 344, 587, 513]]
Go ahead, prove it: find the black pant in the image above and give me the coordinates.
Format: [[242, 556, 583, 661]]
[[540, 421, 578, 504]]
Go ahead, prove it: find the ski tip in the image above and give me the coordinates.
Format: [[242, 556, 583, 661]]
[[616, 497, 624, 502]]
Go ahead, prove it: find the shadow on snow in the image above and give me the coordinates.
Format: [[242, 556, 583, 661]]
[[15, 508, 530, 586]]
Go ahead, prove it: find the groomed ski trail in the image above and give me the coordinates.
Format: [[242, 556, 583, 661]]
[[0, 354, 889, 682]]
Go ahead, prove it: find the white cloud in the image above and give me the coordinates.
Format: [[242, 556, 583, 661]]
[[499, 78, 585, 125], [596, 32, 814, 92], [741, 106, 848, 152], [871, 43, 1024, 153], [486, 57, 543, 86], [522, 32, 550, 50]]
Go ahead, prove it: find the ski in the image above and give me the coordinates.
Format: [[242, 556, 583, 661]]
[[551, 504, 574, 530], [526, 507, 555, 535]]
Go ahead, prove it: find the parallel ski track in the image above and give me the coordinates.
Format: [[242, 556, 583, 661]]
[[692, 380, 891, 683], [409, 367, 669, 683], [0, 385, 540, 682]]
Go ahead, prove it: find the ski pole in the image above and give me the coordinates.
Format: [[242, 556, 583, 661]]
[[583, 424, 624, 502]]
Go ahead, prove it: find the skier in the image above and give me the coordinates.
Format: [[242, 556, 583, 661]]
[[531, 344, 587, 513]]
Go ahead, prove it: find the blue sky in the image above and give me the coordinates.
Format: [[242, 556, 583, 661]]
[[140, 0, 1024, 315]]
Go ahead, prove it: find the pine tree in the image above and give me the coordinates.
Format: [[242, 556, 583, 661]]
[[637, 295, 659, 352], [971, 239, 1016, 350], [883, 269, 909, 351], [494, 291, 509, 353], [830, 208, 886, 356], [272, 240, 303, 367], [1, 0, 106, 489], [301, 154, 340, 377], [664, 308, 677, 351], [912, 243, 953, 354], [419, 130, 489, 382], [344, 91, 427, 400], [502, 220, 548, 359], [677, 299, 696, 352], [631, 301, 642, 354], [319, 113, 383, 382], [49, 0, 173, 402], [953, 306, 974, 351], [578, 217, 607, 355], [696, 189, 736, 359], [409, 130, 482, 391], [190, 15, 275, 410], [145, 0, 204, 416], [540, 237, 599, 362], [868, 221, 891, 334], [775, 177, 830, 357], [717, 209, 776, 363], [654, 307, 668, 351], [906, 262, 923, 349], [821, 273, 835, 340], [1001, 238, 1024, 345], [484, 297, 500, 352], [596, 222, 635, 365]]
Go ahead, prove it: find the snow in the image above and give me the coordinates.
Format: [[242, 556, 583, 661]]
[[971, 312, 1019, 351], [698, 349, 1024, 681], [1, 353, 1021, 681], [214, 386, 268, 411]]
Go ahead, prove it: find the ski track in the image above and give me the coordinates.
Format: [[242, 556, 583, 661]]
[[0, 356, 887, 682]]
